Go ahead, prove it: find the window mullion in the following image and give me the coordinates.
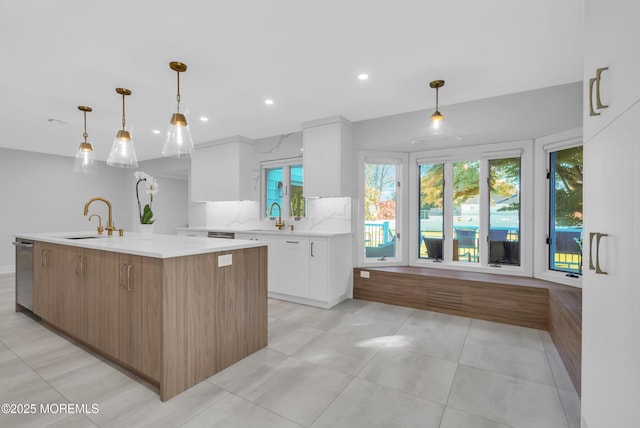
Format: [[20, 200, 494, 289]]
[[479, 160, 490, 266], [443, 162, 454, 262]]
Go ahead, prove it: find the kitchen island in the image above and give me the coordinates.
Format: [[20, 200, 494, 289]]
[[14, 232, 268, 401]]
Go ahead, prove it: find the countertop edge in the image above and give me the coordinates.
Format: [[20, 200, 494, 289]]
[[177, 227, 352, 237], [14, 232, 267, 259]]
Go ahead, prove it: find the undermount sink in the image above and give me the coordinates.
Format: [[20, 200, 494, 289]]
[[59, 235, 107, 240]]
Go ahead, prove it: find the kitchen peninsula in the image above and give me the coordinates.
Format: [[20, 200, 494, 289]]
[[14, 232, 268, 401]]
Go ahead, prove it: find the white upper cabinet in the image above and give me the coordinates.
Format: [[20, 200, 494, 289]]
[[584, 0, 640, 142], [191, 136, 257, 201], [303, 116, 353, 198]]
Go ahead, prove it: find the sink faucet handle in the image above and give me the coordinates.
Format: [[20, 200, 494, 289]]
[[88, 214, 104, 235]]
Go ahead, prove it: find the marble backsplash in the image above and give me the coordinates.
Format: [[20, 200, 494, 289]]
[[204, 197, 352, 233]]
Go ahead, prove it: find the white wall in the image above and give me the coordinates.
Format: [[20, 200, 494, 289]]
[[0, 148, 131, 271], [135, 157, 189, 234], [352, 82, 583, 152], [0, 148, 190, 271]]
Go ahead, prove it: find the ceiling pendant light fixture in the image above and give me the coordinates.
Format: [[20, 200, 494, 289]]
[[72, 105, 96, 174], [162, 61, 194, 158], [428, 80, 445, 133], [411, 79, 458, 144], [107, 88, 138, 168]]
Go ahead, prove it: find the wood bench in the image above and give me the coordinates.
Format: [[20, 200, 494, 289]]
[[353, 266, 581, 393]]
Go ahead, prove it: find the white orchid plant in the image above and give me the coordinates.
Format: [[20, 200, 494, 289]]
[[134, 171, 159, 224]]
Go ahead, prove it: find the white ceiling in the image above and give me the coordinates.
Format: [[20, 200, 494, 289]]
[[0, 0, 583, 162]]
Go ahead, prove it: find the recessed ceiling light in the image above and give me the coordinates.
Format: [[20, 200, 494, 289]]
[[358, 73, 369, 80], [200, 117, 209, 122], [152, 129, 161, 134], [264, 99, 274, 105]]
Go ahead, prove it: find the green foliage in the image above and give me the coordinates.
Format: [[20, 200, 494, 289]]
[[420, 164, 444, 211], [141, 204, 154, 224], [365, 164, 396, 221], [553, 146, 583, 227], [290, 191, 305, 218]]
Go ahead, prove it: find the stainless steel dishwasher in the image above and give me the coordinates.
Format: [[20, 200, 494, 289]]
[[13, 238, 34, 311]]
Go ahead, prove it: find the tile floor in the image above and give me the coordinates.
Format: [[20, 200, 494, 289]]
[[0, 273, 580, 427]]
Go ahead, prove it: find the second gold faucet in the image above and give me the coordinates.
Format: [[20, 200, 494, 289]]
[[269, 202, 285, 230]]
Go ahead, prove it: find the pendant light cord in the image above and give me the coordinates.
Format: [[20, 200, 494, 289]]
[[176, 70, 181, 114], [121, 92, 126, 131], [83, 111, 88, 142]]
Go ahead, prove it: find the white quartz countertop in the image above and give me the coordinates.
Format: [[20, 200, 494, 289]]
[[14, 232, 266, 259], [177, 227, 352, 237]]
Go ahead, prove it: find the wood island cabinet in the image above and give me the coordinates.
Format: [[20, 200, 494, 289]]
[[32, 241, 267, 401]]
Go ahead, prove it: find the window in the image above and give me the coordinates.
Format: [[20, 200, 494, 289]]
[[416, 153, 522, 268], [263, 159, 305, 218], [364, 161, 398, 260], [452, 160, 480, 263], [489, 157, 521, 265], [549, 146, 583, 274], [419, 163, 444, 260]]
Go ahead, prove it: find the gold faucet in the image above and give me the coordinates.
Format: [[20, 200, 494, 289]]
[[269, 202, 285, 230], [88, 214, 104, 234], [84, 197, 116, 236]]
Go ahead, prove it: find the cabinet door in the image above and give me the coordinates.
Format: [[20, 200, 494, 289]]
[[582, 103, 639, 427], [584, 0, 640, 141], [191, 141, 255, 201], [270, 236, 310, 297], [60, 247, 90, 341], [117, 254, 162, 380], [86, 250, 119, 357], [118, 254, 144, 371], [308, 238, 328, 301], [33, 242, 62, 321]]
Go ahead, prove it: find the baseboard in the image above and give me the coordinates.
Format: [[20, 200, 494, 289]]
[[267, 291, 350, 309], [0, 265, 14, 275]]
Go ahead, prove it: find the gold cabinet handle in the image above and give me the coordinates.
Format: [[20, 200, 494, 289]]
[[595, 233, 608, 275], [588, 232, 597, 271], [118, 263, 126, 288], [588, 78, 600, 117], [41, 249, 51, 268], [589, 232, 609, 275], [127, 264, 135, 291], [588, 67, 609, 116], [81, 256, 88, 279], [75, 255, 81, 277], [595, 67, 609, 109]]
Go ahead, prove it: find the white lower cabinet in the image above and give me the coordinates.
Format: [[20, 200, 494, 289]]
[[271, 237, 310, 297], [236, 232, 352, 308]]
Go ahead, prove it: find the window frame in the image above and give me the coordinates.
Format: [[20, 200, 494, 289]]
[[260, 157, 304, 220], [409, 140, 533, 276], [358, 151, 408, 267], [533, 128, 583, 287]]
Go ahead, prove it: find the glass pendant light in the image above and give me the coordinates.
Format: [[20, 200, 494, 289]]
[[107, 87, 138, 168], [72, 105, 96, 174], [162, 61, 194, 158], [411, 79, 458, 144]]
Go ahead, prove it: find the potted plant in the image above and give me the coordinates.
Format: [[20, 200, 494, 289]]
[[135, 171, 158, 237]]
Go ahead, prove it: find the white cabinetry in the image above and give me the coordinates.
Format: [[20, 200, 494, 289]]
[[583, 0, 640, 142], [303, 116, 353, 197], [191, 136, 256, 201], [236, 232, 352, 308], [582, 2, 640, 426]]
